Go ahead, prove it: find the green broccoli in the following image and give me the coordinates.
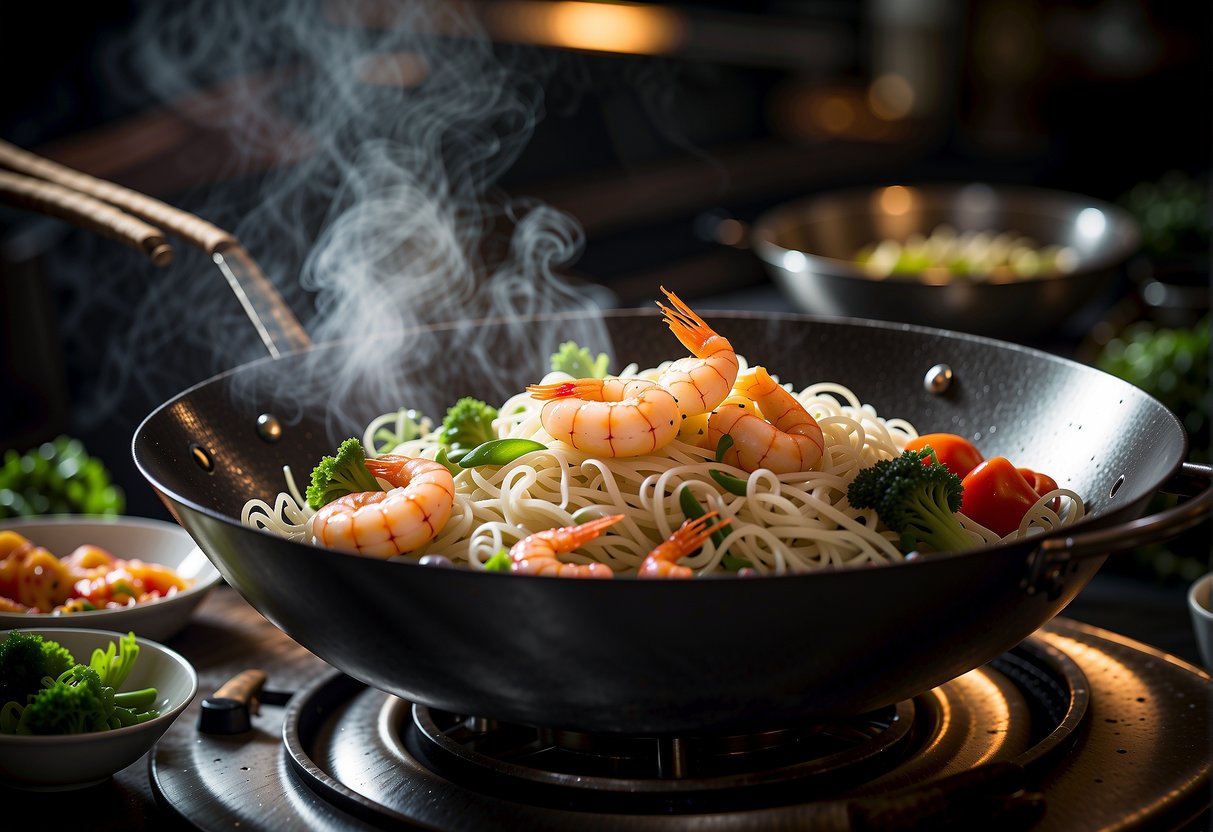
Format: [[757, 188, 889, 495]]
[[0, 630, 76, 705], [438, 398, 499, 455], [306, 437, 382, 511], [550, 341, 610, 378], [0, 632, 160, 735], [846, 448, 973, 554]]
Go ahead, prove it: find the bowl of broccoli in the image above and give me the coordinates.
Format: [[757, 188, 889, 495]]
[[0, 628, 198, 789]]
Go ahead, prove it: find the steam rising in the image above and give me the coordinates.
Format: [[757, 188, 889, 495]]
[[77, 0, 612, 436]]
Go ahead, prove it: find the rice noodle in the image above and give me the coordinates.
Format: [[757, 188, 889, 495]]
[[241, 356, 1088, 575]]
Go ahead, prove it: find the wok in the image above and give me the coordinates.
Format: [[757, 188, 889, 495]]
[[8, 140, 1201, 736], [132, 309, 1211, 735]]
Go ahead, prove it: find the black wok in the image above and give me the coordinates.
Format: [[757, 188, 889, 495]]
[[133, 309, 1210, 735]]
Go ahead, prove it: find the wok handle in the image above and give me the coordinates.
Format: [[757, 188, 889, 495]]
[[0, 139, 312, 357], [0, 170, 173, 266], [1023, 461, 1212, 597]]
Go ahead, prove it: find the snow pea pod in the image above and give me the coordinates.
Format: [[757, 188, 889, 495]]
[[458, 439, 547, 468]]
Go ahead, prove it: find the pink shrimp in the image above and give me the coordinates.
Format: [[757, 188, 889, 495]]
[[708, 366, 825, 474], [527, 378, 681, 457], [310, 455, 455, 558], [509, 514, 623, 578], [638, 512, 731, 579], [655, 286, 740, 418]]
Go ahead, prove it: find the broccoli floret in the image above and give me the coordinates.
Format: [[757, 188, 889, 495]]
[[550, 341, 610, 378], [20, 664, 109, 735], [0, 631, 76, 704], [438, 398, 499, 454], [847, 448, 973, 554], [306, 437, 382, 511], [0, 632, 160, 735]]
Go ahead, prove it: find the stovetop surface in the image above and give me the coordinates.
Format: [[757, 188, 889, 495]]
[[146, 616, 1209, 831], [5, 583, 1209, 831]]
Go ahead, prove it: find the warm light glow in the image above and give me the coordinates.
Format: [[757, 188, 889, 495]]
[[878, 185, 915, 217], [868, 72, 915, 120], [357, 52, 428, 87], [486, 1, 685, 55], [818, 94, 855, 133], [715, 218, 745, 247]]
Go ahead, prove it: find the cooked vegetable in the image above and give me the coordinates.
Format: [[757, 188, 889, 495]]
[[902, 433, 985, 479], [709, 435, 750, 496], [678, 485, 750, 570], [306, 437, 382, 510], [483, 549, 512, 572], [1017, 467, 1060, 513], [846, 448, 972, 554], [438, 398, 499, 456], [0, 436, 125, 519], [457, 438, 547, 468], [0, 631, 159, 736], [959, 457, 1047, 537], [369, 408, 431, 455], [549, 341, 610, 378], [854, 225, 1078, 280], [0, 630, 76, 704]]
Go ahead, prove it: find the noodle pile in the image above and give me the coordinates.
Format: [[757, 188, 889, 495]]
[[241, 355, 1085, 576]]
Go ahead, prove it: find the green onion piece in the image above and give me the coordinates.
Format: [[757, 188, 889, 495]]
[[710, 469, 749, 496], [458, 439, 547, 468], [677, 485, 728, 549], [709, 435, 750, 496], [483, 549, 513, 572], [721, 552, 753, 571], [678, 484, 746, 569]]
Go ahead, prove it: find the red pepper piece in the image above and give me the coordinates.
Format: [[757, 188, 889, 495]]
[[903, 433, 985, 478], [959, 457, 1042, 537], [1018, 467, 1061, 512]]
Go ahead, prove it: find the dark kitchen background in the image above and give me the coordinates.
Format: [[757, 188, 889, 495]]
[[1, 1, 1209, 655]]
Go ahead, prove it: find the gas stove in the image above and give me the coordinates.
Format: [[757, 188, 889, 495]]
[[149, 617, 1209, 831]]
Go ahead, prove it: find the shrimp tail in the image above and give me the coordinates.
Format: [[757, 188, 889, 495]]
[[528, 380, 596, 401], [657, 286, 717, 356]]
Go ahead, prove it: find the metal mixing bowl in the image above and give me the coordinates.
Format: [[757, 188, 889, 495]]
[[751, 183, 1141, 341]]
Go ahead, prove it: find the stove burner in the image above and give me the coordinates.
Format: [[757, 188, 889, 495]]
[[411, 700, 916, 797], [150, 620, 1211, 831]]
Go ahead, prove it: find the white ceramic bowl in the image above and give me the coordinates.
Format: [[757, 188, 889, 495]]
[[0, 627, 198, 789], [0, 516, 222, 641], [1188, 572, 1213, 670]]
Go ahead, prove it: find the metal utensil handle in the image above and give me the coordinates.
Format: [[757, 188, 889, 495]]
[[0, 170, 173, 266], [1023, 461, 1212, 596]]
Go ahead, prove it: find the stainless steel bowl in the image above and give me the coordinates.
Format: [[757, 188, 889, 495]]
[[752, 183, 1141, 340]]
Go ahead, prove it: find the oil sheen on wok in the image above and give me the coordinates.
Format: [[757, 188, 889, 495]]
[[242, 289, 1085, 577]]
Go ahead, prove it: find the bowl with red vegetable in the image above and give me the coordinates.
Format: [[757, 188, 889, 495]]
[[0, 515, 223, 641], [0, 628, 198, 789]]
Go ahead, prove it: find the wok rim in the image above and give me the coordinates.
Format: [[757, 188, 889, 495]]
[[751, 182, 1142, 284], [131, 306, 1188, 584]]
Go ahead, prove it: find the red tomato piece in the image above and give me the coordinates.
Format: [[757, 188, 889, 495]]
[[959, 457, 1042, 537], [904, 433, 985, 478]]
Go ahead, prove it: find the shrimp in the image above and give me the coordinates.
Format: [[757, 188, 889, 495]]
[[310, 455, 455, 558], [509, 514, 622, 578], [638, 512, 731, 579], [707, 366, 825, 474], [527, 378, 681, 457], [655, 286, 740, 418]]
